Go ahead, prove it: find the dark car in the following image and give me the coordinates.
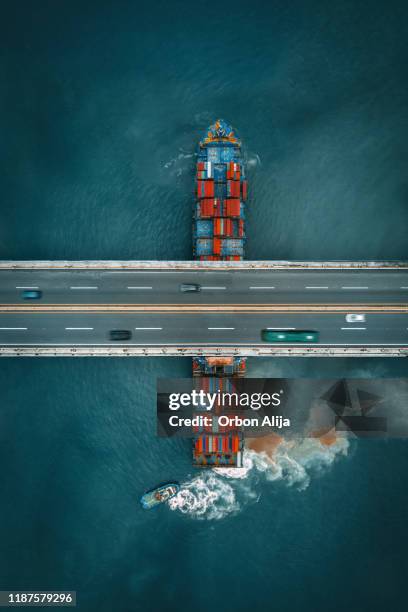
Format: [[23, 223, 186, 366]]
[[179, 283, 201, 293], [261, 329, 319, 343], [21, 289, 42, 300], [109, 330, 132, 341]]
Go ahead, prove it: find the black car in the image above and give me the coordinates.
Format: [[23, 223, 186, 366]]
[[109, 330, 132, 341], [179, 283, 201, 292]]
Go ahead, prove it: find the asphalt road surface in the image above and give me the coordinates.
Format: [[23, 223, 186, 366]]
[[1, 267, 407, 350], [0, 269, 408, 305], [0, 312, 406, 347]]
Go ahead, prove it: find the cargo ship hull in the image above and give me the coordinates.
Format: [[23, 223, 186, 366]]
[[194, 119, 247, 260], [192, 119, 246, 467]]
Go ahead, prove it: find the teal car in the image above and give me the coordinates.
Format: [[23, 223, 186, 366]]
[[261, 329, 319, 343], [21, 289, 42, 300]]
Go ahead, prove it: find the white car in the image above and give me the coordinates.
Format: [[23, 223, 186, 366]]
[[345, 314, 366, 323]]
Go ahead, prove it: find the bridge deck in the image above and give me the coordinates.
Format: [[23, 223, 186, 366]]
[[0, 262, 406, 356]]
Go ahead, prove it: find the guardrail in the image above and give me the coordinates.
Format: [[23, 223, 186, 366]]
[[0, 260, 407, 270], [1, 347, 406, 357]]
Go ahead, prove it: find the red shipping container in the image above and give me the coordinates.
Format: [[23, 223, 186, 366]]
[[225, 199, 241, 217], [239, 219, 244, 237], [227, 163, 240, 180], [204, 180, 214, 197], [200, 199, 223, 217], [214, 199, 223, 216], [200, 198, 215, 217], [228, 180, 240, 197], [213, 218, 226, 236], [213, 238, 222, 255], [197, 162, 205, 171], [242, 180, 248, 200]]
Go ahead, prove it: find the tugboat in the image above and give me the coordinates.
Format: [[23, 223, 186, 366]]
[[140, 482, 180, 509]]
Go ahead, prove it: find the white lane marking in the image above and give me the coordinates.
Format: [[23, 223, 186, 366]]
[[70, 286, 98, 290], [0, 327, 27, 330], [201, 286, 226, 290], [266, 327, 296, 330], [401, 287, 408, 289], [104, 271, 188, 274], [305, 286, 329, 289], [127, 286, 153, 289], [135, 327, 163, 330], [16, 286, 39, 289], [65, 327, 94, 330], [341, 286, 369, 290], [207, 327, 235, 330], [249, 286, 275, 289], [341, 327, 367, 330]]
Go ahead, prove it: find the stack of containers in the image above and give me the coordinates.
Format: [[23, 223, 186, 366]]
[[192, 119, 247, 468], [191, 375, 244, 468], [193, 120, 247, 260]]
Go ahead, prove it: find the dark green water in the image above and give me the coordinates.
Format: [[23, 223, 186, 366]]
[[1, 1, 408, 611]]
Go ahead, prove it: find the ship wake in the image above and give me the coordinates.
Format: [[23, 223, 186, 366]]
[[169, 437, 349, 520]]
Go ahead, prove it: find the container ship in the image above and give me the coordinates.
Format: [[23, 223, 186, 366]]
[[193, 118, 247, 260], [192, 119, 246, 467]]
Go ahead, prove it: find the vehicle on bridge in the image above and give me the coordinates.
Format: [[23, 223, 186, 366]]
[[346, 313, 366, 323], [180, 283, 201, 292], [21, 289, 42, 300], [109, 330, 132, 341], [261, 329, 319, 343]]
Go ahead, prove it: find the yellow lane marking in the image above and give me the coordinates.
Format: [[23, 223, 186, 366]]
[[0, 265, 407, 270], [0, 304, 406, 313]]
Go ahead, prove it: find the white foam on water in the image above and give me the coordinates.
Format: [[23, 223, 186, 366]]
[[168, 472, 239, 520], [245, 437, 350, 490], [164, 149, 195, 173], [245, 152, 262, 168], [170, 437, 349, 520]]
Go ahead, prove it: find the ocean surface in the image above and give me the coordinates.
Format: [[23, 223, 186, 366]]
[[0, 1, 408, 611]]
